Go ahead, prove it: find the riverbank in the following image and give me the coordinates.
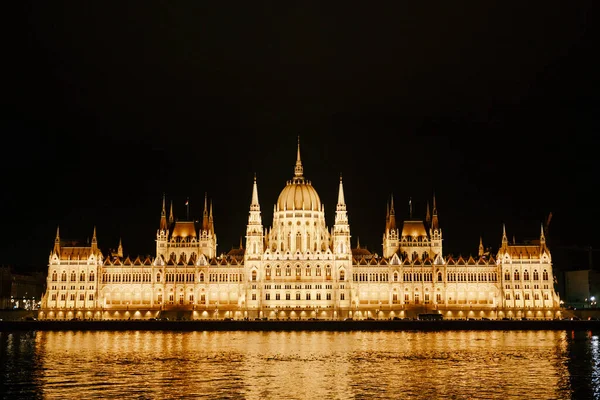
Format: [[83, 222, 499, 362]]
[[2, 319, 600, 332]]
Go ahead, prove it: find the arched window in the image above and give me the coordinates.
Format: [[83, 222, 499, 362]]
[[61, 271, 67, 282], [514, 270, 520, 281], [340, 271, 345, 281], [156, 273, 161, 282], [306, 267, 311, 276], [523, 270, 530, 280], [52, 271, 57, 282], [199, 272, 204, 282], [533, 270, 539, 280], [276, 266, 281, 276], [80, 272, 86, 281], [252, 270, 257, 281], [504, 270, 510, 281], [296, 266, 301, 276], [266, 267, 271, 277], [180, 253, 187, 263], [70, 271, 76, 281], [394, 272, 399, 282], [89, 272, 95, 282], [326, 266, 331, 277], [286, 266, 291, 276], [170, 252, 176, 261], [543, 270, 549, 281], [316, 266, 321, 276], [438, 272, 443, 282]]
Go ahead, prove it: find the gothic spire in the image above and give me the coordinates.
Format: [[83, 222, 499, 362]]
[[294, 136, 304, 180]]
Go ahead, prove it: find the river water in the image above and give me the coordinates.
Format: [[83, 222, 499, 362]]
[[1, 329, 599, 399]]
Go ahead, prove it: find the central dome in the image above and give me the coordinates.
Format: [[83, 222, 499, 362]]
[[277, 179, 321, 211], [276, 138, 322, 212]]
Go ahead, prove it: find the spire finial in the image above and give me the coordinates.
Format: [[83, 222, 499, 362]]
[[409, 197, 412, 219], [294, 136, 304, 178]]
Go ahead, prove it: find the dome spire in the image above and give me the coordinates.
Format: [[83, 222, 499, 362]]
[[294, 136, 304, 179]]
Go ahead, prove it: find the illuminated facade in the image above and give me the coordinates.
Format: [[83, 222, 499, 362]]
[[39, 142, 562, 321]]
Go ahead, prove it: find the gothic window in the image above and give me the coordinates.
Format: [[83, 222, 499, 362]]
[[170, 252, 176, 261], [296, 232, 302, 251], [394, 272, 399, 282], [504, 270, 510, 281], [266, 267, 271, 277], [543, 270, 549, 281], [296, 266, 301, 276], [286, 266, 291, 276], [52, 271, 57, 282], [89, 272, 94, 282], [514, 270, 520, 281], [156, 273, 161, 282], [533, 270, 539, 280], [326, 266, 331, 277], [80, 272, 85, 281], [505, 293, 511, 300], [70, 271, 76, 281], [276, 266, 281, 276], [412, 252, 418, 261], [61, 271, 67, 282], [296, 292, 301, 300], [252, 270, 257, 281], [437, 272, 443, 282], [180, 253, 187, 263], [340, 271, 345, 281], [422, 252, 429, 260], [316, 266, 321, 276], [199, 273, 204, 282], [523, 270, 530, 280], [266, 293, 270, 300], [306, 267, 311, 276]]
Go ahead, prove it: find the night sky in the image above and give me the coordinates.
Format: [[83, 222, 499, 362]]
[[3, 2, 598, 272]]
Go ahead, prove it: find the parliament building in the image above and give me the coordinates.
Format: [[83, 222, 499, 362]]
[[39, 142, 562, 321]]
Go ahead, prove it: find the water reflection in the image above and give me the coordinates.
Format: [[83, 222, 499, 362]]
[[1, 330, 599, 399]]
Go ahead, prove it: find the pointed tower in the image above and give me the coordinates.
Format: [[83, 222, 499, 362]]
[[169, 201, 174, 225], [156, 195, 170, 258], [159, 193, 167, 231], [383, 194, 399, 258], [500, 223, 508, 253], [425, 201, 431, 226], [118, 238, 123, 258], [53, 226, 61, 256], [478, 236, 484, 257], [202, 192, 209, 233], [332, 174, 351, 257], [429, 193, 443, 257], [197, 193, 217, 259], [209, 200, 214, 233], [245, 173, 264, 260], [91, 226, 98, 254]]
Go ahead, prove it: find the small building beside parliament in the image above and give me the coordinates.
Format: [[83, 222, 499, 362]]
[[39, 142, 562, 321]]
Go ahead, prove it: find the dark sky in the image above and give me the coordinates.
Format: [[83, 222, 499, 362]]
[[3, 2, 598, 271]]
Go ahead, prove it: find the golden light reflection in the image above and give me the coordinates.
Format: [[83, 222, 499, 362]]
[[18, 330, 577, 399]]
